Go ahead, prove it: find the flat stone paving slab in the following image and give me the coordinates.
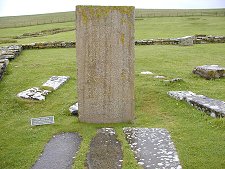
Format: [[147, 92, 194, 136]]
[[123, 128, 182, 169], [168, 91, 225, 118], [42, 76, 70, 90], [193, 65, 225, 79], [32, 133, 82, 169], [86, 128, 122, 169]]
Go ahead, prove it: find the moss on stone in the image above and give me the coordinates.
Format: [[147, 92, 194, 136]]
[[77, 6, 134, 24], [120, 33, 125, 44]]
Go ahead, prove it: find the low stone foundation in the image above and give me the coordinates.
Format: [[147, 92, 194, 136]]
[[0, 45, 22, 80], [194, 35, 225, 44], [22, 41, 76, 49], [0, 45, 22, 60]]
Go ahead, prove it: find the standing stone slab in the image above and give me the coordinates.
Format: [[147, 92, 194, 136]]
[[76, 6, 135, 123], [123, 128, 182, 169], [86, 128, 123, 169], [32, 133, 82, 169]]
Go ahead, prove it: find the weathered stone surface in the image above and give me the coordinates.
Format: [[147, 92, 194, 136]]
[[140, 71, 153, 75], [86, 128, 122, 169], [0, 59, 8, 80], [164, 78, 183, 84], [22, 41, 76, 49], [0, 45, 22, 60], [194, 35, 225, 44], [123, 128, 182, 169], [32, 133, 82, 169], [154, 75, 166, 79], [193, 65, 225, 79], [76, 6, 135, 123], [69, 102, 78, 116], [168, 91, 225, 118], [17, 87, 51, 100], [42, 76, 70, 90], [177, 36, 194, 46]]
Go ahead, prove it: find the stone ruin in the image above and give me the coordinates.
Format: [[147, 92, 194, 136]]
[[177, 36, 194, 46], [0, 59, 9, 80], [17, 76, 70, 100], [0, 45, 23, 80], [76, 6, 135, 123], [0, 45, 22, 60], [168, 91, 225, 118], [193, 65, 225, 79]]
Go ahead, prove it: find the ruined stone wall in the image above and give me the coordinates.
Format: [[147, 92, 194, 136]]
[[18, 35, 225, 49]]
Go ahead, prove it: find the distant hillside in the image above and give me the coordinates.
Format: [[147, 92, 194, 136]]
[[0, 8, 224, 28]]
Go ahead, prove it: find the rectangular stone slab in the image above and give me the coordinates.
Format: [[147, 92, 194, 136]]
[[168, 91, 225, 118], [32, 133, 82, 169], [123, 128, 182, 169], [86, 128, 122, 169], [76, 6, 135, 123]]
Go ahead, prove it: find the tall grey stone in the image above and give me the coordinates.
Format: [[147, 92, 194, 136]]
[[76, 6, 135, 123]]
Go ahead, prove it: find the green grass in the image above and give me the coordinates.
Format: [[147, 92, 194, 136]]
[[0, 16, 225, 46], [0, 13, 225, 169], [0, 8, 224, 28]]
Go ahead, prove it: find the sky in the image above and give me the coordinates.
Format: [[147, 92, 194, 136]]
[[0, 0, 225, 17]]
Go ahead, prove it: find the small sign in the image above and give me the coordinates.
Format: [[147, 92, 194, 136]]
[[31, 116, 54, 126]]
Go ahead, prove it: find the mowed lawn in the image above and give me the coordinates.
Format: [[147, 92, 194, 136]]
[[0, 15, 225, 169]]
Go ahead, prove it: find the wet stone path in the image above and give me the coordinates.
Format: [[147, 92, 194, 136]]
[[86, 128, 123, 169], [123, 128, 182, 169], [32, 133, 82, 169]]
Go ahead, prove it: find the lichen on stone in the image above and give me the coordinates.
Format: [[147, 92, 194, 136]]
[[77, 6, 134, 24]]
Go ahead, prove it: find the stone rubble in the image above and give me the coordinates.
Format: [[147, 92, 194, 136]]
[[193, 65, 225, 79], [123, 128, 182, 169], [42, 76, 70, 90], [168, 91, 225, 118], [164, 78, 183, 84], [69, 102, 78, 116], [17, 87, 51, 101]]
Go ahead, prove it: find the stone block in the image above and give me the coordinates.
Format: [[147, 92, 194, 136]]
[[177, 36, 193, 46], [193, 65, 225, 79], [76, 6, 135, 123]]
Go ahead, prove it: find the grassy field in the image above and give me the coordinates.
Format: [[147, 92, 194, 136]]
[[0, 16, 225, 46], [0, 8, 224, 28], [0, 12, 225, 169]]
